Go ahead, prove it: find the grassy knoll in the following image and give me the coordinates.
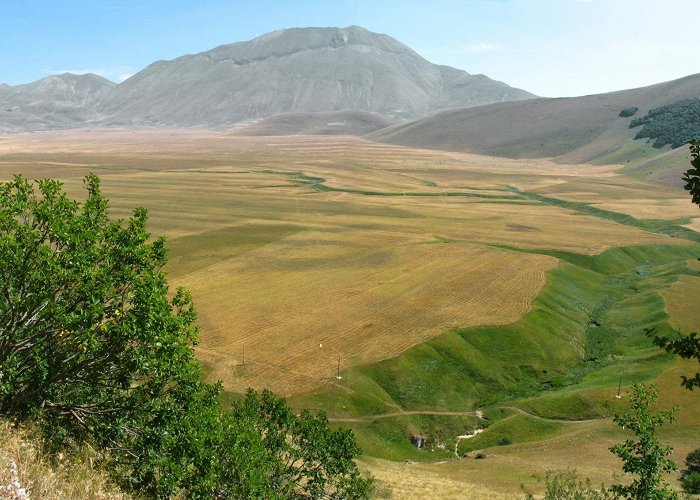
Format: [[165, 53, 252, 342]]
[[591, 138, 664, 167], [661, 271, 700, 333]]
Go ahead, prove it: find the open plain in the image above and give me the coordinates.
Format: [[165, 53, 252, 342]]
[[1, 129, 698, 496], [0, 130, 691, 392]]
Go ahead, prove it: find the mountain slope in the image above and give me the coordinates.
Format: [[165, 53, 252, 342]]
[[235, 110, 398, 136], [96, 26, 533, 127], [368, 73, 700, 164], [0, 73, 115, 132]]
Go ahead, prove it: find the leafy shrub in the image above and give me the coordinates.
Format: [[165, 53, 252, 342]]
[[619, 107, 638, 118], [681, 448, 700, 494], [474, 452, 486, 459], [522, 469, 614, 500], [682, 140, 700, 220], [0, 175, 372, 498], [497, 436, 512, 446]]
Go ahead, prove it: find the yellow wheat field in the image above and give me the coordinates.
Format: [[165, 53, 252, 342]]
[[184, 231, 558, 393], [0, 130, 690, 395]]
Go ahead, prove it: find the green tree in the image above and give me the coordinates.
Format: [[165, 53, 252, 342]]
[[609, 384, 678, 500], [680, 448, 700, 494], [230, 389, 374, 499], [0, 175, 372, 498], [683, 139, 700, 205], [0, 174, 201, 439]]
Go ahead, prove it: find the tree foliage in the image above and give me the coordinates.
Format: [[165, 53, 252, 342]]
[[629, 98, 700, 148], [609, 384, 678, 500], [680, 448, 700, 494], [230, 389, 374, 499], [649, 329, 700, 390], [0, 175, 372, 498], [619, 107, 638, 118], [0, 174, 201, 440], [683, 138, 700, 206]]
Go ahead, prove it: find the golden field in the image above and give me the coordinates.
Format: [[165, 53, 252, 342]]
[[0, 129, 691, 395], [1, 129, 699, 497]]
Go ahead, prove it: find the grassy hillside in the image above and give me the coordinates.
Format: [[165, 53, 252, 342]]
[[291, 243, 700, 463], [367, 73, 700, 172]]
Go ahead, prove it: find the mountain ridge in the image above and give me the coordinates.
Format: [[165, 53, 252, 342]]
[[0, 73, 115, 133], [0, 26, 534, 132]]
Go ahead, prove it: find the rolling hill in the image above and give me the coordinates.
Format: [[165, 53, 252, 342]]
[[368, 72, 700, 172]]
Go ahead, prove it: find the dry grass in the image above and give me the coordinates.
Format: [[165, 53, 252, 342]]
[[361, 458, 514, 499], [0, 420, 128, 500], [0, 130, 691, 395], [662, 272, 700, 333]]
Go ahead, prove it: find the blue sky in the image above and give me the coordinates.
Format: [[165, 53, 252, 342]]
[[1, 0, 697, 97]]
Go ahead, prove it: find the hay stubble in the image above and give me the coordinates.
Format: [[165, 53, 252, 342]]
[[0, 130, 688, 395]]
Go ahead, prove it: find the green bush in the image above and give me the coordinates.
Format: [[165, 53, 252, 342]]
[[0, 175, 372, 498], [609, 384, 678, 500], [619, 107, 638, 118], [681, 448, 700, 494], [522, 469, 614, 500], [497, 436, 512, 446]]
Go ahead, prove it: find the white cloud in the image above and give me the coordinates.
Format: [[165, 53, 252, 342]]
[[118, 73, 134, 82]]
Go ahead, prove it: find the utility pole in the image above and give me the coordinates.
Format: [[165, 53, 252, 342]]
[[242, 346, 245, 366], [336, 352, 342, 380], [615, 374, 622, 399]]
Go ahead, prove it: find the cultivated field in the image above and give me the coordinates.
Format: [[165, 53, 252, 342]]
[[2, 129, 699, 497], [0, 130, 691, 396]]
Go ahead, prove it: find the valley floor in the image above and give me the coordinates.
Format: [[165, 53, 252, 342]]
[[1, 129, 698, 497]]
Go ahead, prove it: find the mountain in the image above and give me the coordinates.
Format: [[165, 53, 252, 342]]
[[95, 26, 534, 127], [0, 73, 115, 132], [368, 73, 700, 167], [0, 27, 533, 132], [235, 109, 398, 136]]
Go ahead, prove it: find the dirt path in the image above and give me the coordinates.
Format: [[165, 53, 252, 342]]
[[329, 409, 480, 423], [329, 405, 604, 425], [494, 406, 604, 424]]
